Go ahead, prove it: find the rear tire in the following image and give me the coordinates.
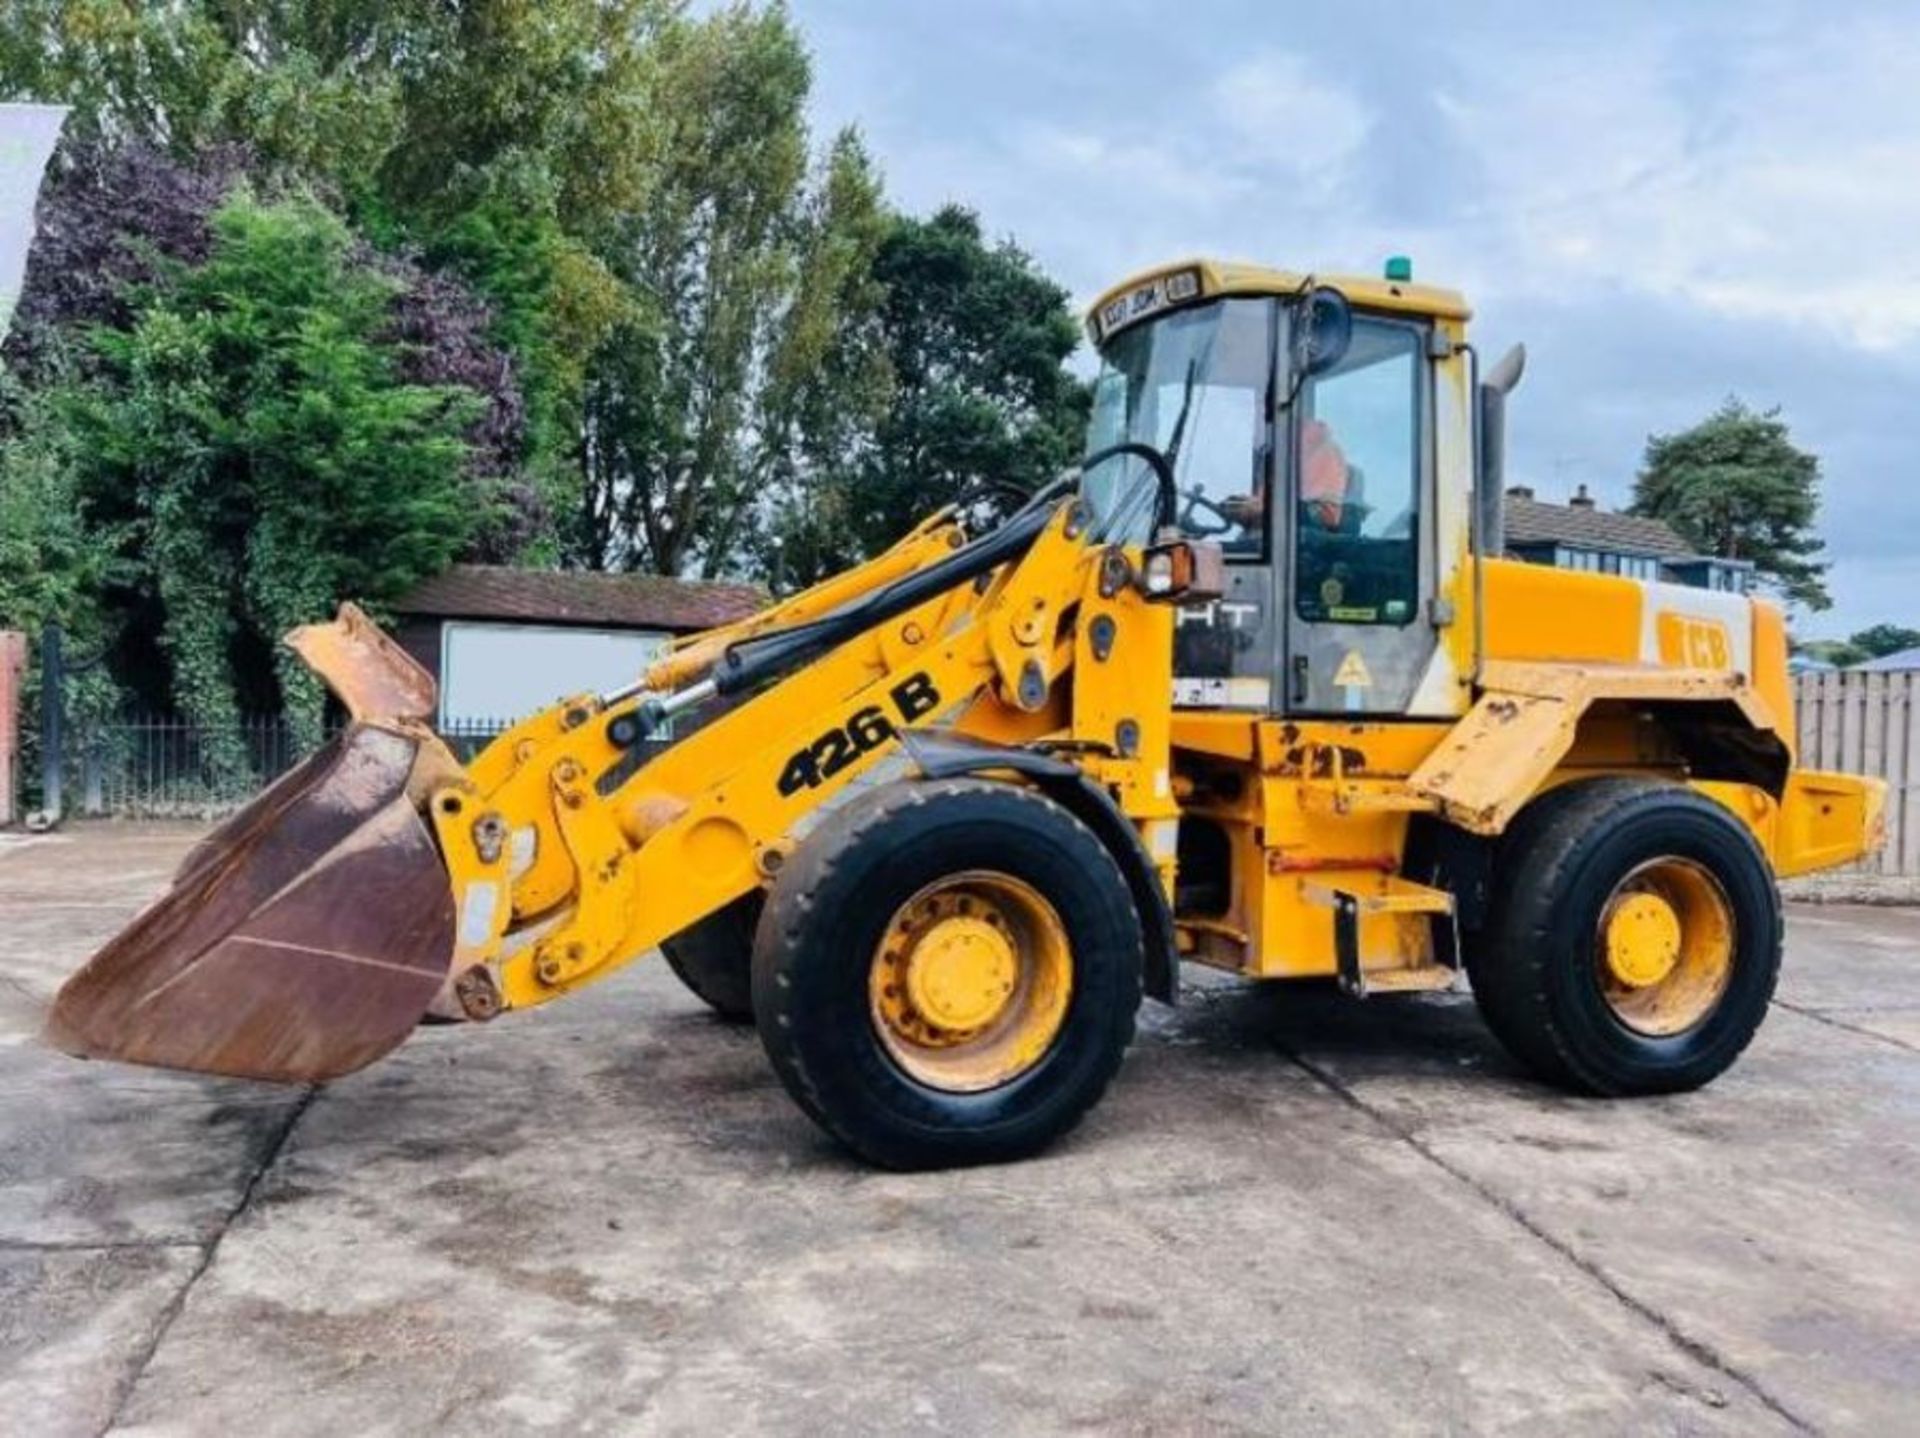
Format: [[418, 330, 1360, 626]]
[[661, 892, 762, 1022], [1469, 779, 1782, 1095], [752, 779, 1144, 1170]]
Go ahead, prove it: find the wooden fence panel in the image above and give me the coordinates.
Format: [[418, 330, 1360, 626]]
[[1794, 670, 1919, 876]]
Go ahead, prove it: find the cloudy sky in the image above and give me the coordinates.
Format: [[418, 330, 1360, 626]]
[[789, 0, 1919, 637]]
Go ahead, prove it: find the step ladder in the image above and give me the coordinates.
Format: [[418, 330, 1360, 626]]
[[1299, 874, 1460, 998]]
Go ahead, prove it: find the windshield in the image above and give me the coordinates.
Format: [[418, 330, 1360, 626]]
[[1084, 298, 1275, 553]]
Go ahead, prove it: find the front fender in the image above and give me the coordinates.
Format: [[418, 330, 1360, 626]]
[[900, 731, 1179, 1005]]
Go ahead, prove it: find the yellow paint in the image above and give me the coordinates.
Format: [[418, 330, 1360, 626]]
[[1333, 651, 1372, 689], [869, 871, 1072, 1092], [1410, 660, 1788, 836], [451, 498, 1194, 1014], [1751, 600, 1795, 762], [390, 253, 1883, 1021], [1655, 612, 1732, 669], [1595, 858, 1734, 1036], [1603, 892, 1682, 988], [903, 918, 1017, 1032], [1775, 769, 1887, 877], [1087, 257, 1470, 341], [1480, 558, 1643, 663]]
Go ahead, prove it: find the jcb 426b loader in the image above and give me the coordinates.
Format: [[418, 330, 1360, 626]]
[[50, 259, 1885, 1168]]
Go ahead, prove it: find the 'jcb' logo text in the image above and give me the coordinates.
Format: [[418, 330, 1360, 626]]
[[1656, 614, 1732, 669]]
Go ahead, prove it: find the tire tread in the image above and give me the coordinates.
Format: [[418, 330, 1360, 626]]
[[753, 778, 1142, 1168]]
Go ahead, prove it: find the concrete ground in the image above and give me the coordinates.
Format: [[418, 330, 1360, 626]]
[[1, 825, 1916, 1437]]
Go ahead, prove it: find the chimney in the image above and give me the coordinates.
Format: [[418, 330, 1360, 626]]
[[1570, 483, 1596, 510], [1505, 484, 1534, 500]]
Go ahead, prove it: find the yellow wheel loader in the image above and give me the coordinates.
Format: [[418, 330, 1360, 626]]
[[49, 258, 1885, 1169]]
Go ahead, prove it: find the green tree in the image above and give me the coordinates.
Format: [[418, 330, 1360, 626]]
[[0, 364, 124, 726], [0, 1, 670, 219], [1793, 638, 1864, 667], [0, 0, 665, 513], [0, 0, 403, 185], [3, 0, 1093, 604], [0, 368, 115, 639], [70, 190, 485, 749], [1631, 398, 1830, 610], [578, 4, 891, 579], [1846, 624, 1920, 661], [767, 206, 1088, 588]]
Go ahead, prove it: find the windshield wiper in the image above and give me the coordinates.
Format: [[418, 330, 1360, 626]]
[[1100, 355, 1201, 543], [1163, 356, 1201, 471]]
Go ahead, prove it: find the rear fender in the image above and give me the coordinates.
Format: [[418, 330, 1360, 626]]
[[1409, 659, 1789, 835]]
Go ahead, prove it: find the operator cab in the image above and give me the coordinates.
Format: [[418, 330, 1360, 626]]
[[1084, 259, 1470, 718]]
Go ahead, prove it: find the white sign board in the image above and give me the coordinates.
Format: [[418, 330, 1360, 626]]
[[0, 104, 68, 338], [439, 621, 670, 729]]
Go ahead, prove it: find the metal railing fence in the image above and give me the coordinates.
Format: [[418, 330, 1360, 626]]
[[23, 679, 1912, 865], [38, 714, 520, 819]]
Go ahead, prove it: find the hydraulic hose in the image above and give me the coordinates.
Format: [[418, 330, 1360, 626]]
[[706, 482, 1069, 700]]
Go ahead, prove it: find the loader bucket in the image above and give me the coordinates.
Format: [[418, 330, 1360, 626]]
[[45, 605, 462, 1084]]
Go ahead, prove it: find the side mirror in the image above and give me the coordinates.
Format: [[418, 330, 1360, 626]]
[[1297, 286, 1353, 377]]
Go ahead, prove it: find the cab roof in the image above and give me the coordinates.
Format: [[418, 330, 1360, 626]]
[[1086, 257, 1470, 346]]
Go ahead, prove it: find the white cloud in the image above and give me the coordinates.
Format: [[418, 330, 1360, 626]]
[[1019, 125, 1253, 211], [788, 0, 1920, 632], [1437, 15, 1920, 350], [1209, 50, 1372, 180]]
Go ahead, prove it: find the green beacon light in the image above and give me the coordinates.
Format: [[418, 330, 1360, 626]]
[[1384, 255, 1413, 283]]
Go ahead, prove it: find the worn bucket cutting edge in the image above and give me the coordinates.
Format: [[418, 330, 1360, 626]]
[[45, 605, 464, 1084]]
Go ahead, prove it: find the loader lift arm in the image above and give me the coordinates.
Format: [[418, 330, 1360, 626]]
[[420, 485, 1182, 1024], [48, 436, 1189, 1093]]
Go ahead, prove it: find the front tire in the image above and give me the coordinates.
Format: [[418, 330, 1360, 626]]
[[1469, 779, 1782, 1095], [752, 779, 1144, 1169]]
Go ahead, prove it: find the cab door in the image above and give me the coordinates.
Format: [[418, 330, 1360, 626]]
[[1283, 313, 1436, 715]]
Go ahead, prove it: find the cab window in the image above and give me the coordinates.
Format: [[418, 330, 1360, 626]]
[[1293, 317, 1422, 625], [1085, 298, 1273, 556]]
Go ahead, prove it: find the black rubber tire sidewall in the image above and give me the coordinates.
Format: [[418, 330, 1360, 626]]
[[1489, 783, 1781, 1095], [661, 891, 762, 1021], [752, 781, 1143, 1169]]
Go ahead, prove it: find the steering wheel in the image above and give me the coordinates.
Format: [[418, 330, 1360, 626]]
[[1177, 485, 1235, 537], [1078, 440, 1179, 534]]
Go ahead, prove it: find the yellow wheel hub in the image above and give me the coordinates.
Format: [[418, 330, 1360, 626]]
[[1594, 858, 1736, 1037], [870, 872, 1074, 1093], [903, 917, 1017, 1031], [1603, 892, 1683, 988]]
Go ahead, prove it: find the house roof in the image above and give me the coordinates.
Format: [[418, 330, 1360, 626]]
[[1852, 646, 1920, 672], [1504, 494, 1693, 558], [395, 565, 767, 633]]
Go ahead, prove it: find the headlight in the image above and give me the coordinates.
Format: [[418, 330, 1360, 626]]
[[1135, 540, 1226, 604], [1142, 551, 1177, 595]]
